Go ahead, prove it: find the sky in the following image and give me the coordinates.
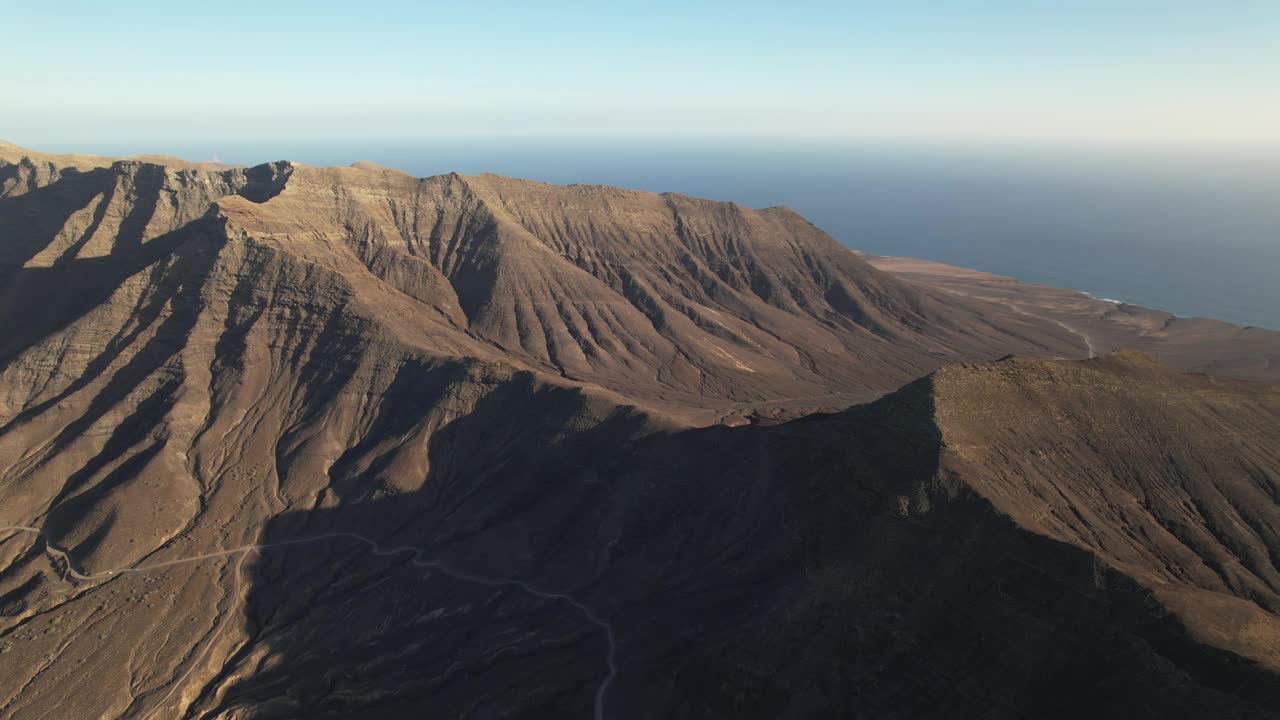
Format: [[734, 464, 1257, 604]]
[[3, 1, 1279, 147]]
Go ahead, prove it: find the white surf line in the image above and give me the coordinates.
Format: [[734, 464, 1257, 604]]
[[1003, 302, 1096, 359], [0, 525, 618, 720]]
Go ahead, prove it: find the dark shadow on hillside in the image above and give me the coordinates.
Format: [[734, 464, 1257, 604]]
[[0, 215, 227, 561], [197, 377, 1279, 719], [0, 157, 291, 369], [1, 212, 224, 438], [0, 166, 116, 274], [0, 163, 225, 367], [184, 375, 652, 719], [238, 162, 293, 203]]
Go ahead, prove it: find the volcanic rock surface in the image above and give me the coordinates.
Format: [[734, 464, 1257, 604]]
[[0, 142, 1277, 719]]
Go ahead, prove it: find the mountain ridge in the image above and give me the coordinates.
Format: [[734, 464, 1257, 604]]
[[1, 141, 1278, 718], [3, 141, 1101, 419]]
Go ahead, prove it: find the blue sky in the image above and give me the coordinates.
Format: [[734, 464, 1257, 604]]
[[4, 1, 1278, 146]]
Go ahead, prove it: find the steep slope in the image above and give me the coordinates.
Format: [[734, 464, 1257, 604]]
[[72, 353, 1279, 720], [1, 142, 1278, 719], [454, 173, 1065, 400], [4, 141, 1268, 420], [209, 159, 1095, 418], [931, 352, 1280, 670]]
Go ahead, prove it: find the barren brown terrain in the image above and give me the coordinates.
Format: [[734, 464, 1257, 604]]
[[865, 254, 1280, 383], [1, 141, 1278, 719]]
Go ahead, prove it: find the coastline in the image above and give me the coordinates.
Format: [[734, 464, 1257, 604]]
[[862, 252, 1276, 333], [863, 252, 1280, 385]]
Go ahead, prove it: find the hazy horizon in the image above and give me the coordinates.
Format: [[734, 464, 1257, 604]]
[[5, 2, 1278, 147], [6, 1, 1277, 328], [6, 6, 1280, 718]]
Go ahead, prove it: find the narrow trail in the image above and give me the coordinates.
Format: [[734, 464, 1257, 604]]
[[1004, 302, 1097, 359], [927, 285, 1098, 360], [0, 525, 618, 720]]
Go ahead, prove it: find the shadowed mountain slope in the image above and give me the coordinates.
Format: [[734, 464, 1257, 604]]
[[0, 143, 1277, 718], [181, 354, 1280, 719]]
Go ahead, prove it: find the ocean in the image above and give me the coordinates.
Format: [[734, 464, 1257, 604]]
[[45, 140, 1280, 330]]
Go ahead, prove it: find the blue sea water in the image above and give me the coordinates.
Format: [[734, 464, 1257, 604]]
[[47, 140, 1280, 330]]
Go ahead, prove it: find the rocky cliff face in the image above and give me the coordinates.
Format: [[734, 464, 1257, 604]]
[[0, 143, 1277, 719]]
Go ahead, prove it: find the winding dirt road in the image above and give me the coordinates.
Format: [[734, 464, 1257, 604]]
[[1004, 302, 1097, 358], [0, 525, 618, 720]]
